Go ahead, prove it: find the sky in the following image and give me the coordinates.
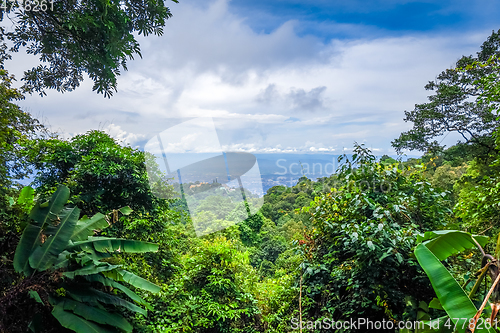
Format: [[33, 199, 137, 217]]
[[11, 0, 500, 156]]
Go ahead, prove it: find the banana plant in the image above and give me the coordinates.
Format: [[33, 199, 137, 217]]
[[11, 185, 161, 333], [414, 230, 500, 333]]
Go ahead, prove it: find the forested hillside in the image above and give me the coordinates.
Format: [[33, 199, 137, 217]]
[[2, 11, 500, 333]]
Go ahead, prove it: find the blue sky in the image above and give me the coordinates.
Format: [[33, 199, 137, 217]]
[[230, 0, 499, 37], [13, 0, 500, 156]]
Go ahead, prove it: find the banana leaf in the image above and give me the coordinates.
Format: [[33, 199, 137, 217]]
[[29, 185, 70, 226], [66, 286, 147, 316], [104, 269, 161, 293], [52, 250, 71, 270], [71, 213, 108, 241], [29, 206, 80, 271], [415, 243, 494, 333], [63, 263, 122, 279], [86, 275, 151, 309], [57, 297, 132, 332], [70, 237, 159, 254], [418, 230, 488, 261], [14, 185, 70, 275], [13, 224, 42, 276], [52, 303, 114, 333]]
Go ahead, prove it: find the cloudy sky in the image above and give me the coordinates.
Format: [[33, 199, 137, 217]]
[[12, 0, 500, 155]]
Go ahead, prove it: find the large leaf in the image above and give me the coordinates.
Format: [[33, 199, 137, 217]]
[[66, 286, 147, 316], [17, 186, 35, 207], [52, 303, 114, 333], [63, 263, 122, 279], [417, 230, 488, 261], [58, 298, 132, 332], [86, 275, 151, 308], [71, 213, 108, 241], [84, 249, 112, 262], [30, 185, 70, 226], [29, 206, 80, 271], [104, 269, 161, 293], [70, 237, 159, 254], [13, 224, 42, 276], [14, 185, 70, 275], [415, 244, 493, 333]]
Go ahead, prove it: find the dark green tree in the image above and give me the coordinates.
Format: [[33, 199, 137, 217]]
[[0, 66, 46, 273], [2, 0, 178, 97], [0, 68, 43, 198], [22, 131, 189, 283], [392, 30, 500, 158], [300, 144, 452, 325], [452, 55, 500, 237], [26, 130, 167, 217]]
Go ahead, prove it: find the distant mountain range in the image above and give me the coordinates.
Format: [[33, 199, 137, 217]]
[[154, 152, 420, 196]]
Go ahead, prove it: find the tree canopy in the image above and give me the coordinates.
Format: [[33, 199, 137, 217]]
[[0, 67, 43, 203], [392, 29, 500, 158], [1, 0, 178, 97]]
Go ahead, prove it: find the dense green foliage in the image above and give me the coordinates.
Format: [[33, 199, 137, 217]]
[[2, 20, 500, 333], [1, 0, 178, 97], [0, 67, 44, 214], [25, 130, 169, 217], [0, 70, 40, 191], [299, 144, 452, 325], [451, 56, 500, 240], [1, 185, 161, 332], [137, 237, 261, 333], [414, 230, 493, 333]]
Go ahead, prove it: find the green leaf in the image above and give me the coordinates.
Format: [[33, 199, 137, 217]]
[[379, 252, 391, 261], [63, 263, 122, 279], [415, 244, 492, 333], [104, 269, 160, 293], [428, 298, 444, 310], [28, 313, 43, 333], [29, 206, 80, 271], [30, 185, 70, 226], [17, 186, 35, 206], [70, 237, 158, 254], [53, 250, 70, 270], [13, 224, 42, 276], [66, 287, 147, 316], [28, 290, 43, 304], [52, 303, 114, 333], [417, 230, 488, 261], [58, 298, 132, 332], [85, 275, 151, 308], [71, 213, 108, 241], [118, 207, 133, 216], [14, 185, 71, 275]]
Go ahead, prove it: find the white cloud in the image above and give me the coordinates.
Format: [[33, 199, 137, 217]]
[[104, 124, 146, 147], [13, 0, 496, 155]]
